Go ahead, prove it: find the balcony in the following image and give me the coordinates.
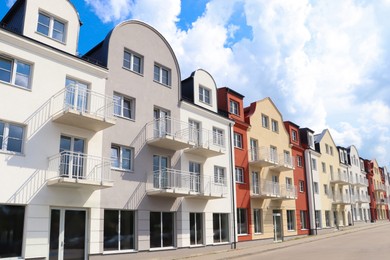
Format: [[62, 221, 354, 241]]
[[51, 85, 116, 131], [272, 153, 295, 172], [184, 128, 225, 157], [249, 147, 278, 168], [146, 168, 227, 199], [145, 117, 195, 151], [352, 176, 368, 187], [331, 193, 351, 205], [354, 194, 370, 203], [374, 183, 386, 192], [330, 171, 350, 184], [46, 151, 113, 189], [251, 179, 297, 200]]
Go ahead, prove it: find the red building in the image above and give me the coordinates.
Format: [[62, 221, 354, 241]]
[[284, 122, 310, 235], [217, 87, 251, 241]]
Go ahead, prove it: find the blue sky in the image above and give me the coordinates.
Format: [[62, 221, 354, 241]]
[[2, 0, 390, 168]]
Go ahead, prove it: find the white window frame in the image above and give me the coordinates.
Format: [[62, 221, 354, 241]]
[[314, 182, 319, 194], [114, 93, 135, 120], [300, 210, 308, 230], [237, 208, 248, 235], [214, 166, 225, 185], [103, 210, 135, 251], [235, 167, 244, 183], [297, 156, 303, 167], [261, 114, 269, 128], [123, 49, 143, 74], [213, 127, 224, 147], [292, 130, 298, 141], [229, 100, 239, 115], [0, 56, 32, 89], [253, 208, 262, 234], [37, 12, 67, 42], [154, 64, 171, 86], [233, 132, 243, 149], [299, 180, 304, 192], [0, 120, 24, 154], [111, 144, 134, 171], [199, 85, 211, 105], [287, 210, 295, 231], [271, 119, 279, 133], [311, 158, 317, 171]]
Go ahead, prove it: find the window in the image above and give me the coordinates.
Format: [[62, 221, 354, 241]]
[[0, 205, 25, 258], [325, 144, 329, 154], [253, 209, 262, 233], [287, 210, 295, 231], [213, 127, 224, 147], [270, 146, 278, 162], [322, 162, 326, 173], [37, 13, 66, 42], [237, 208, 248, 235], [299, 180, 304, 192], [261, 114, 269, 128], [199, 86, 211, 104], [284, 150, 291, 164], [311, 158, 317, 171], [213, 213, 229, 243], [325, 211, 331, 227], [235, 167, 244, 183], [323, 184, 328, 195], [154, 64, 171, 86], [252, 172, 259, 194], [233, 132, 242, 148], [315, 210, 322, 228], [214, 166, 225, 185], [190, 213, 203, 245], [329, 165, 334, 175], [123, 50, 142, 74], [250, 139, 258, 161], [230, 100, 239, 115], [300, 211, 307, 230], [0, 121, 24, 153], [0, 56, 32, 89], [150, 212, 174, 248], [330, 146, 333, 156], [292, 130, 298, 141], [111, 145, 133, 171], [104, 210, 134, 251], [308, 134, 314, 148], [286, 177, 292, 187], [297, 156, 303, 167], [314, 182, 319, 194], [271, 119, 278, 132], [114, 93, 135, 120]]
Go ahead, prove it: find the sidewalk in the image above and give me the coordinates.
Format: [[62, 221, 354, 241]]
[[133, 221, 389, 260]]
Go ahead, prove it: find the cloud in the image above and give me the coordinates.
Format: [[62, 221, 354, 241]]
[[84, 0, 132, 23]]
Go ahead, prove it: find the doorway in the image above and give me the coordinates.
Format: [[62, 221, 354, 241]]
[[273, 210, 283, 242]]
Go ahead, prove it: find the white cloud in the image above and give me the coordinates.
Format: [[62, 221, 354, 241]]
[[84, 0, 132, 23]]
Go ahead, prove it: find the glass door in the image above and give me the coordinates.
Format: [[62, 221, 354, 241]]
[[65, 79, 88, 112], [154, 108, 170, 138], [153, 155, 169, 188], [252, 171, 259, 194], [189, 162, 201, 192], [272, 175, 280, 196], [188, 120, 200, 145], [190, 213, 203, 245], [60, 135, 85, 179], [273, 210, 282, 242], [49, 209, 87, 260], [250, 139, 258, 161]]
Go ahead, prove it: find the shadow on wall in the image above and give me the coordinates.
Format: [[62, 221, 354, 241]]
[[7, 169, 46, 204]]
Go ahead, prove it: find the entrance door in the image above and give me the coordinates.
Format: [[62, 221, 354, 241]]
[[154, 108, 170, 137], [273, 210, 282, 242], [49, 209, 87, 260], [272, 175, 280, 196], [60, 135, 85, 178], [153, 155, 169, 188]]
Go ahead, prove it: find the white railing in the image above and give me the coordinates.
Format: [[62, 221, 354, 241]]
[[252, 179, 297, 199], [145, 116, 191, 142], [188, 127, 226, 151], [146, 168, 227, 197], [375, 183, 386, 191], [355, 194, 370, 203], [278, 153, 295, 169], [353, 176, 368, 186], [332, 193, 351, 204], [375, 195, 388, 204], [330, 171, 349, 183], [249, 147, 277, 164], [47, 151, 111, 183], [51, 84, 115, 121], [281, 184, 298, 199]]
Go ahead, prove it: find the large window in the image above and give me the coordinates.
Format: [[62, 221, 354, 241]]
[[213, 213, 229, 243], [325, 211, 331, 227], [0, 121, 24, 153], [300, 210, 307, 230], [0, 56, 32, 89], [230, 100, 239, 115], [235, 167, 244, 183], [252, 172, 259, 194], [190, 213, 203, 245], [111, 145, 133, 171], [199, 86, 211, 104], [37, 13, 66, 42], [213, 127, 224, 147], [104, 210, 134, 251], [287, 210, 295, 231], [150, 212, 174, 248], [233, 132, 242, 148], [114, 93, 135, 120], [261, 114, 269, 128], [214, 166, 225, 185], [315, 210, 322, 228], [0, 205, 25, 258], [253, 209, 262, 233], [154, 64, 171, 86], [271, 119, 279, 133], [123, 50, 142, 74], [237, 208, 248, 235]]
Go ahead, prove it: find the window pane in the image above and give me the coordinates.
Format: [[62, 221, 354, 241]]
[[120, 211, 134, 250], [150, 212, 161, 248], [52, 20, 65, 42], [154, 65, 160, 81], [123, 52, 131, 69], [0, 57, 12, 83], [133, 56, 141, 73], [113, 95, 121, 116], [162, 69, 169, 85], [104, 210, 119, 251], [0, 205, 25, 258], [37, 13, 50, 36], [7, 124, 23, 153], [123, 99, 131, 118], [122, 148, 131, 170], [111, 147, 119, 168], [162, 212, 173, 247], [15, 62, 31, 88]]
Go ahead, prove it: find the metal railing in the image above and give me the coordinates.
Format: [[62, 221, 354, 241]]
[[252, 179, 297, 199], [374, 183, 386, 192], [352, 176, 368, 186], [249, 147, 278, 164], [146, 168, 227, 197], [47, 151, 111, 183], [330, 171, 350, 183], [145, 116, 191, 142], [332, 193, 351, 204], [188, 127, 226, 151], [277, 153, 295, 169], [51, 84, 115, 121]]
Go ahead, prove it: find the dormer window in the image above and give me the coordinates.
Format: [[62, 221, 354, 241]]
[[199, 86, 211, 105], [308, 134, 314, 148], [37, 13, 66, 42], [230, 100, 239, 115], [292, 130, 298, 141]]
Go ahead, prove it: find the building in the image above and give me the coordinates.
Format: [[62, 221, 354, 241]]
[[245, 98, 296, 242]]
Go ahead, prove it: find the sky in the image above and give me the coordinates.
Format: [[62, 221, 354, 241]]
[[2, 0, 390, 167]]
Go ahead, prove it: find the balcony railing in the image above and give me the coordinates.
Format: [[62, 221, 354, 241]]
[[46, 151, 113, 188], [273, 153, 295, 172], [145, 117, 195, 150], [354, 194, 370, 203], [331, 193, 351, 205], [51, 85, 116, 131], [185, 127, 226, 157], [352, 176, 369, 187], [146, 168, 227, 198], [375, 195, 388, 205], [374, 183, 386, 192], [249, 147, 278, 168], [251, 179, 297, 200], [330, 171, 350, 184]]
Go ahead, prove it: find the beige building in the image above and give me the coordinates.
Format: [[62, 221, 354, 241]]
[[245, 98, 296, 241]]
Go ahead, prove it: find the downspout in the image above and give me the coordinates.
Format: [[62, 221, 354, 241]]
[[347, 168, 354, 226], [228, 122, 237, 249], [308, 150, 318, 235]]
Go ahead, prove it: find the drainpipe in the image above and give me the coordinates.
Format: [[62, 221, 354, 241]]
[[308, 150, 317, 235], [347, 168, 354, 226], [228, 122, 237, 249]]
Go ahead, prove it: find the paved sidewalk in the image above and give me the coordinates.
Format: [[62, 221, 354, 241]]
[[132, 221, 389, 260]]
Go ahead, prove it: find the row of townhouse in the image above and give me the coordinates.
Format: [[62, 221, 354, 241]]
[[0, 0, 389, 259]]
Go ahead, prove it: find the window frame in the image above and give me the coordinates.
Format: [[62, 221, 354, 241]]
[[300, 210, 307, 230], [261, 114, 269, 129], [0, 205, 25, 258], [271, 119, 279, 133], [287, 210, 295, 231], [212, 127, 224, 147], [314, 182, 319, 194], [292, 130, 298, 141], [37, 12, 67, 43], [311, 158, 317, 171], [297, 156, 303, 167], [103, 210, 135, 252], [113, 92, 135, 120], [154, 63, 171, 86], [199, 85, 211, 105], [237, 208, 248, 235], [123, 49, 143, 74], [229, 99, 239, 115], [214, 166, 226, 185], [235, 167, 244, 184], [0, 120, 25, 154], [233, 132, 243, 149], [0, 55, 32, 90], [322, 162, 326, 173], [111, 144, 134, 171], [299, 180, 304, 192], [253, 208, 263, 234]]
